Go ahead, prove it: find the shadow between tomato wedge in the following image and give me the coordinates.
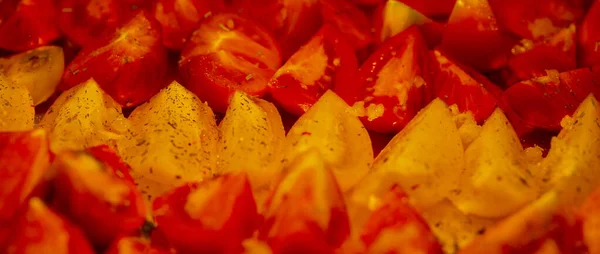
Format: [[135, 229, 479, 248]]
[[61, 10, 169, 108], [179, 13, 282, 113], [338, 26, 430, 133], [152, 173, 259, 253], [268, 25, 358, 116]]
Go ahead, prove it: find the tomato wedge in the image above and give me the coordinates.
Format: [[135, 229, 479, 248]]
[[0, 130, 51, 222], [51, 147, 146, 246], [429, 49, 499, 123], [4, 198, 95, 254], [489, 0, 588, 40], [106, 236, 173, 254], [578, 0, 600, 68], [153, 0, 226, 50], [179, 13, 282, 113], [373, 0, 444, 48], [580, 187, 600, 254], [339, 26, 429, 133], [259, 150, 350, 254], [320, 0, 373, 53], [507, 24, 577, 82], [153, 173, 259, 253], [61, 10, 168, 108], [361, 186, 442, 254], [269, 25, 358, 116], [440, 0, 518, 71], [229, 0, 322, 59], [503, 67, 600, 131], [0, 0, 60, 52], [58, 0, 134, 48]]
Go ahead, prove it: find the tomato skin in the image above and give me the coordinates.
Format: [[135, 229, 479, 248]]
[[152, 173, 259, 253], [507, 25, 577, 82], [398, 0, 456, 20], [153, 0, 226, 50], [51, 149, 146, 247], [361, 186, 442, 253], [0, 0, 60, 52], [269, 25, 358, 116], [429, 49, 499, 123], [578, 0, 600, 68], [503, 67, 600, 131], [4, 198, 95, 254], [320, 0, 374, 53], [440, 0, 518, 72], [230, 0, 322, 59], [0, 130, 51, 222], [179, 13, 281, 113], [340, 26, 429, 133], [61, 10, 169, 108]]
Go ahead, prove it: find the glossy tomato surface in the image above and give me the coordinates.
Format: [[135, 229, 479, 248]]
[[0, 0, 61, 52]]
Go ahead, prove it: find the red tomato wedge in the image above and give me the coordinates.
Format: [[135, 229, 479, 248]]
[[58, 0, 134, 48], [268, 25, 358, 116], [489, 0, 588, 40], [51, 148, 146, 247], [361, 186, 442, 254], [339, 26, 429, 133], [230, 0, 322, 59], [373, 0, 444, 48], [578, 0, 600, 68], [106, 236, 173, 254], [61, 11, 168, 108], [4, 198, 95, 254], [429, 49, 499, 123], [507, 24, 577, 82], [580, 187, 600, 254], [0, 130, 51, 222], [259, 150, 350, 254], [351, 0, 385, 6], [152, 173, 259, 253], [153, 0, 226, 50], [398, 0, 456, 20], [320, 0, 373, 53], [179, 13, 282, 113], [0, 0, 60, 52], [503, 67, 600, 131], [440, 0, 518, 72]]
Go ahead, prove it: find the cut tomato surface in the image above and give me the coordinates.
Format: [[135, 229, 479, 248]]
[[269, 25, 358, 116], [153, 173, 259, 253], [320, 0, 373, 53], [339, 26, 429, 133], [0, 130, 51, 222], [259, 150, 350, 254], [0, 0, 61, 52], [179, 13, 282, 113], [4, 198, 95, 254], [51, 148, 146, 246], [153, 0, 226, 50], [230, 0, 322, 59], [106, 236, 173, 254], [61, 10, 168, 108], [429, 49, 499, 123]]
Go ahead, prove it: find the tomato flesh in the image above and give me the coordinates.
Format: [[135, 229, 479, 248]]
[[61, 10, 169, 108], [0, 0, 61, 52], [269, 25, 358, 116], [578, 0, 600, 68], [340, 26, 429, 133], [179, 13, 282, 113]]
